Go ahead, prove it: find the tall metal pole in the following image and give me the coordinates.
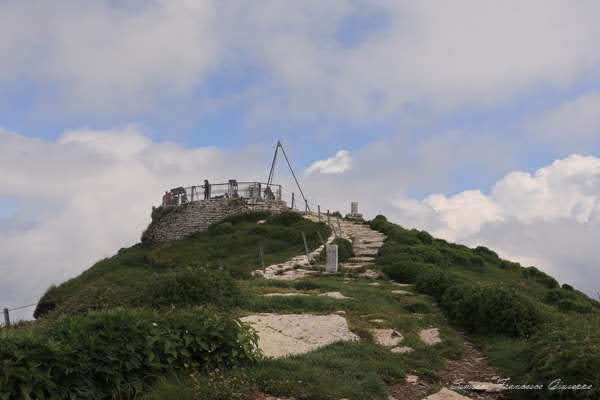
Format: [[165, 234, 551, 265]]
[[267, 141, 280, 186]]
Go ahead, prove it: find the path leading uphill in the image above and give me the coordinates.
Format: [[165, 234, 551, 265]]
[[245, 212, 502, 400]]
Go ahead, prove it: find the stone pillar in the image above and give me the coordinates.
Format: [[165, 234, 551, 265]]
[[326, 244, 338, 273], [351, 202, 359, 215]]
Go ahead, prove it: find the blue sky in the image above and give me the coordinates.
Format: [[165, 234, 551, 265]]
[[2, 0, 600, 317]]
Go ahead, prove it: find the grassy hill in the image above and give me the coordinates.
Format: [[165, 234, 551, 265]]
[[1, 211, 599, 399]]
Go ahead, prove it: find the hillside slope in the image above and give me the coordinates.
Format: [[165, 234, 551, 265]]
[[1, 211, 598, 400]]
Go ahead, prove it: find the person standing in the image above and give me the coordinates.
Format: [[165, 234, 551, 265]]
[[203, 179, 211, 200]]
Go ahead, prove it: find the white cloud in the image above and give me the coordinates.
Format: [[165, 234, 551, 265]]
[[3, 1, 600, 118], [389, 154, 600, 296], [529, 92, 600, 140], [0, 127, 266, 320], [305, 150, 352, 175]]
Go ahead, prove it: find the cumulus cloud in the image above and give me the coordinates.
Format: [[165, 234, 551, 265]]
[[389, 154, 600, 297], [304, 150, 352, 175], [0, 127, 267, 320], [3, 1, 600, 118]]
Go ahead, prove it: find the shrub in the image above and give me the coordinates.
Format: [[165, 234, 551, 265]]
[[417, 231, 433, 244], [525, 318, 600, 399], [221, 211, 271, 225], [0, 308, 259, 399], [415, 268, 456, 300], [137, 267, 242, 308], [441, 285, 542, 337], [522, 266, 559, 289], [473, 246, 499, 262], [381, 262, 434, 283], [333, 238, 354, 262], [403, 302, 433, 314], [469, 255, 485, 268], [208, 222, 234, 235], [267, 211, 303, 226], [562, 283, 574, 290], [33, 285, 59, 319], [556, 299, 593, 314]]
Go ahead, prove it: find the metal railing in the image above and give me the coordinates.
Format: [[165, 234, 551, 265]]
[[162, 181, 282, 207]]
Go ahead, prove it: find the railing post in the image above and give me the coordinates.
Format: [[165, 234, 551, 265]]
[[301, 232, 310, 264], [318, 205, 321, 222], [3, 307, 9, 327]]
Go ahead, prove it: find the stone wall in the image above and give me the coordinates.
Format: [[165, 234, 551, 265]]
[[142, 197, 288, 243]]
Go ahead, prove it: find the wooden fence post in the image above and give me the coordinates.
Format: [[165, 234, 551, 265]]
[[301, 232, 310, 263], [292, 193, 295, 209], [3, 307, 9, 327], [318, 205, 321, 222]]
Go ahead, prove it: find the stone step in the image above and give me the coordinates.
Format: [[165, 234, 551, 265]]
[[347, 256, 375, 263]]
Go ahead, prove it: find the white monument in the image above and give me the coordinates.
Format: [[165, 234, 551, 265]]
[[326, 244, 338, 273]]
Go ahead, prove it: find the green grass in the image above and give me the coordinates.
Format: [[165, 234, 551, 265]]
[[34, 212, 330, 318], [15, 212, 600, 399]]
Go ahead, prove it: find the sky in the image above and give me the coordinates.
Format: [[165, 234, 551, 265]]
[[2, 0, 600, 319]]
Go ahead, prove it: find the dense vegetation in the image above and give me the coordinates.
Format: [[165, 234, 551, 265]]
[[34, 211, 330, 318], [3, 210, 599, 399], [370, 214, 600, 399], [0, 308, 258, 399]]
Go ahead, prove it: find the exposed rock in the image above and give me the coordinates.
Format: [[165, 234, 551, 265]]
[[419, 328, 442, 345], [370, 318, 385, 323], [319, 291, 353, 300], [406, 375, 419, 384], [240, 313, 358, 358], [391, 289, 412, 295], [371, 328, 404, 347], [391, 346, 414, 354], [263, 292, 309, 297], [368, 282, 381, 286], [422, 388, 472, 400], [468, 381, 505, 392]]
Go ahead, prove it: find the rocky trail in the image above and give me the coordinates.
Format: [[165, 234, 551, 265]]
[[244, 213, 505, 400]]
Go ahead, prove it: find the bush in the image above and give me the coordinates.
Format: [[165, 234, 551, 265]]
[[0, 308, 259, 399], [33, 285, 59, 319], [381, 262, 434, 283], [137, 267, 242, 308], [562, 283, 574, 290], [208, 222, 234, 235], [403, 302, 433, 314], [333, 238, 354, 262], [522, 266, 559, 289], [441, 285, 542, 337], [267, 211, 303, 226], [415, 268, 455, 300], [417, 231, 433, 244], [525, 318, 600, 399], [221, 211, 271, 225]]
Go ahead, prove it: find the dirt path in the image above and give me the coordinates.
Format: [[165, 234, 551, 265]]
[[247, 213, 506, 400]]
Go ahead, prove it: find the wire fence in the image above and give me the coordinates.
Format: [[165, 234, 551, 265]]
[[162, 181, 283, 207]]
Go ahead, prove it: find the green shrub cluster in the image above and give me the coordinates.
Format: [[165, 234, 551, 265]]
[[136, 267, 242, 309], [208, 222, 234, 235], [544, 288, 597, 314], [522, 266, 559, 289], [441, 285, 542, 337], [415, 267, 456, 300], [333, 238, 354, 262], [524, 318, 600, 399], [0, 308, 259, 399], [266, 211, 304, 226]]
